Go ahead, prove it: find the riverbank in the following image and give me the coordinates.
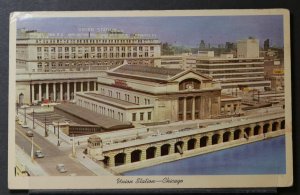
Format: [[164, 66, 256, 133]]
[[112, 130, 285, 174]]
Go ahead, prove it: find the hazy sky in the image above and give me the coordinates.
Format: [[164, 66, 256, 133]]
[[17, 15, 283, 47]]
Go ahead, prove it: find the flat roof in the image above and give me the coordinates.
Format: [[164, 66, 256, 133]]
[[111, 64, 183, 80], [55, 103, 133, 130], [84, 93, 137, 106]]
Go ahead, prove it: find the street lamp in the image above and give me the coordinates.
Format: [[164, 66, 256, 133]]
[[23, 107, 27, 126], [57, 121, 60, 146], [32, 109, 35, 129], [72, 134, 76, 158], [31, 137, 34, 162], [44, 116, 48, 137]]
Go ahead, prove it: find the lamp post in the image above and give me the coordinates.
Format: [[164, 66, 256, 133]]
[[72, 134, 76, 158], [31, 137, 34, 162], [23, 107, 27, 125], [32, 109, 35, 129], [57, 121, 60, 146], [44, 116, 48, 137]]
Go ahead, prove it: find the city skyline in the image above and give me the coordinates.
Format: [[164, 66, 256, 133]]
[[17, 15, 283, 48]]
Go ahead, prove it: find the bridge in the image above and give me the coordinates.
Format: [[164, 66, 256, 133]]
[[90, 112, 285, 173]]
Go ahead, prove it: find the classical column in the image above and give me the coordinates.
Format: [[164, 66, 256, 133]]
[[31, 84, 35, 102], [192, 97, 195, 120], [74, 82, 76, 93], [45, 83, 49, 100], [67, 82, 70, 100], [87, 81, 90, 92], [94, 81, 97, 91], [53, 83, 56, 101], [60, 82, 63, 101], [38, 84, 42, 101], [183, 98, 187, 121], [80, 82, 83, 92]]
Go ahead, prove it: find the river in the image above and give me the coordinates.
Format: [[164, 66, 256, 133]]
[[123, 136, 286, 175]]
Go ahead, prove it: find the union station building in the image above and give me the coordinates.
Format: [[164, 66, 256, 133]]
[[75, 63, 222, 124]]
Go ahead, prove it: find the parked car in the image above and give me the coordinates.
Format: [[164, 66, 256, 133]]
[[34, 150, 45, 158], [56, 164, 67, 173], [17, 120, 23, 125], [22, 124, 29, 128], [26, 130, 34, 137]]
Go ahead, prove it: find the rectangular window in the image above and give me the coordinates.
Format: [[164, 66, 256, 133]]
[[140, 112, 144, 121], [148, 112, 151, 120], [37, 47, 42, 52], [132, 113, 136, 121]]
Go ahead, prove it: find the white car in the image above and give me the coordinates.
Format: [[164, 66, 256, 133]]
[[22, 124, 29, 128], [56, 164, 67, 173], [35, 150, 45, 158]]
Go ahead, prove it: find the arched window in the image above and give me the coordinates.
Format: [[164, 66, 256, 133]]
[[179, 79, 201, 90]]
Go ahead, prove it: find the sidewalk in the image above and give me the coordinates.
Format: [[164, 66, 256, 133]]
[[74, 149, 113, 176], [18, 109, 113, 176], [16, 145, 48, 176], [18, 110, 71, 152]]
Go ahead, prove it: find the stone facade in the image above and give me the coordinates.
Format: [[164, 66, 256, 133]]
[[76, 64, 222, 124], [101, 117, 284, 168]]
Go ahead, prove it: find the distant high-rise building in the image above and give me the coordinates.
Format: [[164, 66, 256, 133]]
[[237, 37, 259, 58], [199, 40, 206, 49], [225, 42, 235, 50], [264, 39, 270, 50]]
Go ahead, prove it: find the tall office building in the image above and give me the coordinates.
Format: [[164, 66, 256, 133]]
[[16, 29, 161, 104], [264, 39, 270, 51], [193, 51, 270, 91], [237, 37, 260, 58]]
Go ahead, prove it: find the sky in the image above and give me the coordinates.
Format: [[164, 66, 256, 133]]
[[17, 15, 284, 48]]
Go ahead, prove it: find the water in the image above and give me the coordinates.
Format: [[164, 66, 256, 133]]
[[123, 136, 286, 175]]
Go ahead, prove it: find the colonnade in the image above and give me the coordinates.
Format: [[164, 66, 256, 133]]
[[178, 96, 217, 121], [31, 80, 97, 103]]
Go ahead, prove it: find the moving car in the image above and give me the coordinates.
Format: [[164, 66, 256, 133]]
[[56, 164, 67, 173], [34, 150, 45, 158], [25, 130, 34, 137]]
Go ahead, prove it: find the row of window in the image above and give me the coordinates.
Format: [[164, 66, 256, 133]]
[[100, 87, 151, 105], [35, 38, 157, 44], [132, 112, 152, 121], [37, 46, 155, 53], [37, 51, 153, 60], [78, 99, 125, 122]]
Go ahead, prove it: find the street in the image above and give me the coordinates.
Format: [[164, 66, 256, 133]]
[[15, 123, 95, 176]]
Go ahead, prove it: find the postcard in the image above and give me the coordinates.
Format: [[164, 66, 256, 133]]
[[8, 9, 292, 189]]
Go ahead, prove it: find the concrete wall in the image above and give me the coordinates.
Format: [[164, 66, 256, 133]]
[[100, 117, 284, 169]]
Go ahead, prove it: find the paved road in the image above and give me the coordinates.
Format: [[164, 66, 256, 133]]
[[15, 124, 95, 176]]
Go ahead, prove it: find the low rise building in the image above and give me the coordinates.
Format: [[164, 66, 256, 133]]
[[75, 63, 223, 125]]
